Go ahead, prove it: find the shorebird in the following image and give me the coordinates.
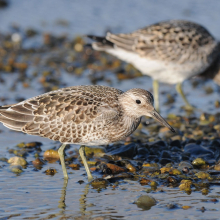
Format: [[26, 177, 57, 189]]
[[87, 20, 220, 111], [0, 85, 174, 181]]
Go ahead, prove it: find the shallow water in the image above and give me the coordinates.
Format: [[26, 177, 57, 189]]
[[0, 1, 220, 219], [1, 169, 220, 219]]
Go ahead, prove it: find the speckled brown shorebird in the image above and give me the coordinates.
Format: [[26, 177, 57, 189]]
[[0, 85, 174, 181], [87, 20, 220, 111]]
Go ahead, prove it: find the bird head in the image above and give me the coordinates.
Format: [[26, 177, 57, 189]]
[[119, 88, 175, 133]]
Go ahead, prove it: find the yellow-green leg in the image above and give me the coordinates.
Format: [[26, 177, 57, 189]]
[[79, 145, 93, 182], [58, 144, 68, 179], [176, 82, 193, 109], [153, 80, 160, 112]]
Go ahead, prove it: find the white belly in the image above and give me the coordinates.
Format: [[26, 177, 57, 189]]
[[106, 48, 209, 84]]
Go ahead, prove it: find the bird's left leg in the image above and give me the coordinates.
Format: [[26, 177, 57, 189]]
[[79, 145, 93, 182]]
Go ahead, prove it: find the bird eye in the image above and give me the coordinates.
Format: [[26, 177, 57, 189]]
[[136, 100, 141, 104]]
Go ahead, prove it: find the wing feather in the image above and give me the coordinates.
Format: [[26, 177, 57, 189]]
[[0, 85, 122, 143]]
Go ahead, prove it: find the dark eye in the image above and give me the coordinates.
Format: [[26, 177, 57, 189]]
[[136, 100, 141, 104]]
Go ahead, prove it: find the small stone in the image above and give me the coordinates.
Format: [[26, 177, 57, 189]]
[[74, 43, 83, 52], [182, 167, 189, 174], [160, 167, 172, 173], [179, 161, 193, 169], [150, 181, 158, 187], [135, 195, 156, 210], [161, 150, 171, 159], [201, 188, 209, 195], [170, 139, 182, 148], [167, 176, 178, 184], [87, 161, 97, 166], [169, 168, 182, 175], [214, 164, 220, 171], [32, 158, 44, 167], [90, 178, 108, 189], [209, 199, 218, 203], [43, 149, 60, 162], [171, 135, 182, 141], [166, 203, 178, 209], [0, 157, 8, 162], [143, 163, 159, 168], [215, 100, 220, 108], [8, 156, 27, 166], [16, 142, 26, 148], [139, 178, 150, 185], [45, 168, 57, 176], [26, 142, 41, 148], [107, 143, 137, 158], [199, 206, 206, 212], [68, 163, 80, 170], [78, 180, 84, 184], [179, 180, 192, 191], [106, 163, 126, 174], [185, 144, 214, 161], [84, 146, 105, 157], [182, 206, 192, 210], [195, 171, 210, 179], [126, 163, 136, 172], [11, 166, 23, 174], [192, 158, 206, 166]]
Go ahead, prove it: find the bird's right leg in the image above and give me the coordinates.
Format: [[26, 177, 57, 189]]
[[176, 82, 194, 110], [79, 145, 93, 182], [153, 80, 160, 112]]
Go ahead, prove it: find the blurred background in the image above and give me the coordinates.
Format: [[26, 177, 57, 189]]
[[0, 0, 220, 116]]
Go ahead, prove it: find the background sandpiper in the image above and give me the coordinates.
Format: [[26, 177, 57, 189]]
[[87, 20, 220, 111]]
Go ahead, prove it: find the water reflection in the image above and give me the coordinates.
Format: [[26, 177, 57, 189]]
[[58, 179, 68, 210]]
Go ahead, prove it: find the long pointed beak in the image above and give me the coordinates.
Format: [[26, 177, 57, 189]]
[[150, 109, 175, 133]]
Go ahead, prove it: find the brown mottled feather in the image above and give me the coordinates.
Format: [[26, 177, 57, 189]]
[[0, 85, 135, 145], [106, 20, 219, 63]]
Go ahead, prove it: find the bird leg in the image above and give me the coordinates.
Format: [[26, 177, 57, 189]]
[[58, 144, 68, 179], [153, 80, 160, 112], [176, 82, 194, 109], [79, 145, 93, 182]]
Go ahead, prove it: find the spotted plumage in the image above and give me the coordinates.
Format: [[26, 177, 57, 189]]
[[88, 20, 220, 110], [0, 85, 174, 180], [88, 20, 220, 83]]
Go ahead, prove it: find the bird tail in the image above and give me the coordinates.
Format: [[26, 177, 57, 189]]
[[86, 35, 114, 51], [0, 104, 27, 131]]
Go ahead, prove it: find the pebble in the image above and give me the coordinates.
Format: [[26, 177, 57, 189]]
[[68, 163, 80, 170], [185, 144, 214, 162], [192, 158, 207, 166], [43, 149, 60, 162], [135, 195, 156, 210], [107, 143, 137, 159], [106, 163, 126, 174], [32, 158, 44, 167], [8, 156, 27, 166], [84, 146, 105, 157], [45, 168, 57, 176], [11, 166, 23, 174]]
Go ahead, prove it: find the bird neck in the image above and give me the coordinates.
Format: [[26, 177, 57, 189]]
[[121, 114, 142, 137]]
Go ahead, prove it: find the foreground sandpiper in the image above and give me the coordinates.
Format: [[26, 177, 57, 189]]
[[0, 85, 174, 181], [87, 20, 220, 110]]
